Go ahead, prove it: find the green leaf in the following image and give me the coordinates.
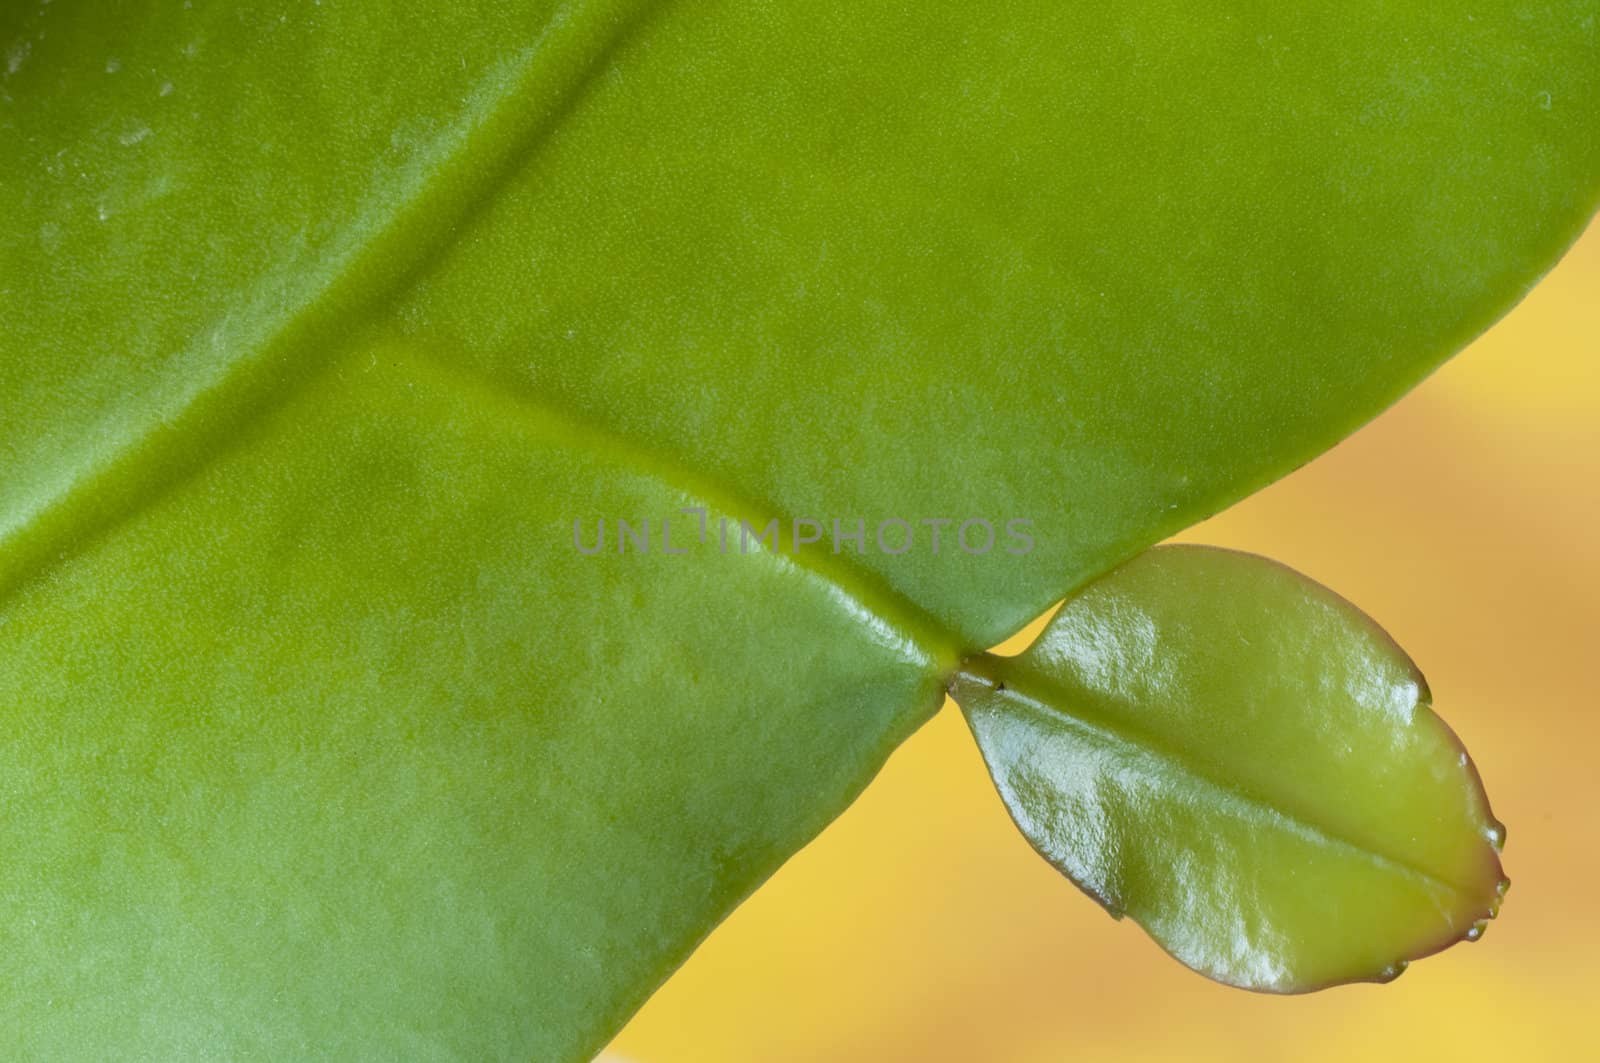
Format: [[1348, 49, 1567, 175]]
[[1, 1, 1592, 1057], [0, 352, 953, 1059], [952, 545, 1508, 992]]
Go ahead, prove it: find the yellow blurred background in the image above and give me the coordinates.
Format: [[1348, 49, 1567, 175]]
[[609, 222, 1600, 1062]]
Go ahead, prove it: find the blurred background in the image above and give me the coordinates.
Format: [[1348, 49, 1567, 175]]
[[608, 222, 1599, 1062]]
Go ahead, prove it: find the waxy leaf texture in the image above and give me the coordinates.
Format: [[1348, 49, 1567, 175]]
[[2, 2, 1596, 1058]]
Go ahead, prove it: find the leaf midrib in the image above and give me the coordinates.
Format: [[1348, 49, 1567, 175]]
[[392, 344, 963, 671], [960, 665, 1481, 900]]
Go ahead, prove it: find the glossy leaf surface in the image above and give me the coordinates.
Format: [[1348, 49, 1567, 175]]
[[953, 546, 1508, 992], [1, 0, 1594, 1057]]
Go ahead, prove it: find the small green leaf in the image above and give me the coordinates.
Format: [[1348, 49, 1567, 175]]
[[952, 545, 1507, 992]]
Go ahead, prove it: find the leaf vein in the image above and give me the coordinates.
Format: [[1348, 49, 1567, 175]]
[[969, 669, 1477, 900]]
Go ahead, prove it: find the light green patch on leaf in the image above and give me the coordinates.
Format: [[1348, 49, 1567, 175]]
[[0, 351, 951, 1059]]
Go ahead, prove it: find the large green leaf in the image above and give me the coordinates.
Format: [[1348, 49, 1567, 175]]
[[0, 351, 952, 1059], [952, 546, 1506, 992], [1, 1, 1595, 1058]]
